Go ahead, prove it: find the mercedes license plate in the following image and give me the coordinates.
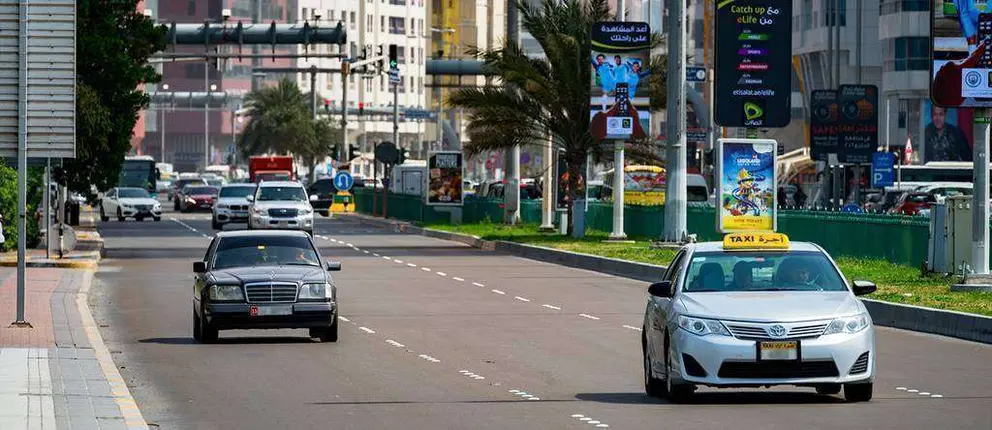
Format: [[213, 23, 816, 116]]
[[759, 341, 798, 360], [250, 305, 292, 317]]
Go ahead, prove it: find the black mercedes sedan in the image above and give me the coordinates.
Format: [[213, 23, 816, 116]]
[[192, 230, 341, 343]]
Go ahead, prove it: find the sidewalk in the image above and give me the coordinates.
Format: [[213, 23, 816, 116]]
[[0, 263, 147, 428]]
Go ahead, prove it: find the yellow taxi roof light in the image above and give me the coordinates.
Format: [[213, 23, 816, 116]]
[[723, 232, 790, 250]]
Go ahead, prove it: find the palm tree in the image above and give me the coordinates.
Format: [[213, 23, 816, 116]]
[[238, 78, 340, 183], [447, 0, 665, 231]]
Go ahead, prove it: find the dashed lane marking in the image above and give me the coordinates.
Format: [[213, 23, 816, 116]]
[[542, 304, 562, 310], [364, 250, 370, 254], [579, 314, 600, 320], [386, 340, 405, 348], [407, 263, 417, 267], [359, 327, 376, 334], [418, 354, 441, 363], [472, 282, 485, 287], [623, 325, 643, 331], [373, 253, 381, 257], [514, 296, 530, 302], [437, 272, 447, 277], [394, 259, 404, 264], [422, 267, 432, 272], [452, 277, 464, 282], [382, 256, 392, 260], [339, 316, 350, 322], [491, 289, 506, 295]]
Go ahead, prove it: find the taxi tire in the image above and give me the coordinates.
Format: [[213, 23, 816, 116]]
[[643, 336, 666, 398], [99, 206, 109, 222], [116, 208, 125, 222], [665, 347, 694, 404], [843, 383, 873, 402]]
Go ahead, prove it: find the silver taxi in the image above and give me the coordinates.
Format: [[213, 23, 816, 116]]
[[642, 232, 877, 403]]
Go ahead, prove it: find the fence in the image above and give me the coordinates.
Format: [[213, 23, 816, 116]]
[[352, 188, 930, 267]]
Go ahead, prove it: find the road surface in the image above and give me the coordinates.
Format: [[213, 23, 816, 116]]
[[90, 204, 992, 429]]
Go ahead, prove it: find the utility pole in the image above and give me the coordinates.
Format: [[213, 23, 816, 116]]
[[609, 0, 628, 240], [393, 77, 400, 154], [973, 111, 990, 275], [663, 0, 687, 242], [540, 134, 554, 230], [252, 0, 261, 91], [340, 60, 350, 162], [204, 70, 210, 171], [505, 1, 521, 224]]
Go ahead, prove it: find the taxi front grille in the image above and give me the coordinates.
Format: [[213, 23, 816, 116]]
[[724, 322, 829, 340], [718, 360, 839, 379], [849, 352, 870, 374], [245, 283, 298, 303]]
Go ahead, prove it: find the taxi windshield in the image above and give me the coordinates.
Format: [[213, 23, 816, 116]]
[[213, 236, 320, 270], [682, 251, 847, 293]]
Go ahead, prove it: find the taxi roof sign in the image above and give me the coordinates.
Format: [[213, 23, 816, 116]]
[[723, 232, 790, 250]]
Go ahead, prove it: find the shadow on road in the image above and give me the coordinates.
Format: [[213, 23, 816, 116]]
[[575, 391, 845, 405], [139, 336, 317, 345]]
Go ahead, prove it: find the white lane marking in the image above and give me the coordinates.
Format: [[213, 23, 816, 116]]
[[588, 421, 601, 425], [346, 243, 354, 247], [579, 313, 600, 320], [386, 339, 405, 348], [407, 263, 417, 267], [472, 282, 485, 287], [358, 327, 376, 334], [473, 375, 485, 380], [394, 259, 404, 264], [542, 304, 562, 310], [452, 277, 464, 282], [339, 316, 351, 322], [418, 354, 441, 363], [907, 389, 919, 393], [509, 390, 520, 394], [931, 394, 943, 398], [363, 250, 370, 254], [580, 418, 592, 421], [170, 217, 205, 236], [528, 397, 540, 401], [491, 289, 506, 295], [437, 272, 447, 277], [596, 425, 609, 428], [520, 394, 534, 399], [571, 415, 584, 418], [514, 296, 530, 302], [382, 256, 392, 260], [622, 325, 643, 331], [919, 392, 931, 396], [421, 267, 431, 272], [373, 253, 380, 257], [896, 387, 907, 390]]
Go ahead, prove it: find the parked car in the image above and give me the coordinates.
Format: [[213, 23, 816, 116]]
[[889, 192, 936, 216], [100, 187, 162, 222]]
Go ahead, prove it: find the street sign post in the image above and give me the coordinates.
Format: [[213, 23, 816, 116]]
[[871, 152, 895, 188], [333, 171, 354, 191], [686, 66, 707, 82]]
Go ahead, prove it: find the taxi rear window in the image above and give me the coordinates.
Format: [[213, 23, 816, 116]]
[[682, 251, 847, 293]]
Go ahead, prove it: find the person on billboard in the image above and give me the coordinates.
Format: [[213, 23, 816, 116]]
[[924, 106, 972, 161], [954, 0, 982, 52], [932, 41, 987, 107]]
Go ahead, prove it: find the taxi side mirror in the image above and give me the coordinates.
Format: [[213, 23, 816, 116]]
[[852, 280, 876, 296], [193, 261, 207, 273], [648, 281, 673, 298]]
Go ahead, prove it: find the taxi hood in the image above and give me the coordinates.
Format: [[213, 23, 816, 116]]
[[678, 291, 862, 322]]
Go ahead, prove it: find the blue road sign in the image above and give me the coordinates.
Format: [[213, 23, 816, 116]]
[[686, 66, 707, 82], [871, 152, 895, 188], [389, 68, 400, 84], [404, 109, 433, 120], [334, 171, 354, 191]]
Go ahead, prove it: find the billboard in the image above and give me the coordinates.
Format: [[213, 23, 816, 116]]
[[716, 138, 777, 233], [837, 85, 879, 164], [426, 151, 463, 206], [923, 100, 974, 161], [809, 90, 839, 161], [589, 21, 651, 141], [931, 1, 992, 107], [714, 0, 793, 127]]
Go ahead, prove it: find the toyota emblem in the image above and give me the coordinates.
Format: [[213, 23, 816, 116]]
[[768, 324, 787, 338]]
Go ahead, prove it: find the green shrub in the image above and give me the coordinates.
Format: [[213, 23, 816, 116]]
[[0, 160, 43, 251]]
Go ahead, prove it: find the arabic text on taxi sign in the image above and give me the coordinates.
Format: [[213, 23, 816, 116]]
[[723, 232, 790, 250]]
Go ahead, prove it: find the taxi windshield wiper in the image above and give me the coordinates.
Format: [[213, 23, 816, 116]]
[[748, 288, 801, 291]]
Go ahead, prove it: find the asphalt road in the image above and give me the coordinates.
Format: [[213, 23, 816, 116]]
[[90, 202, 992, 430]]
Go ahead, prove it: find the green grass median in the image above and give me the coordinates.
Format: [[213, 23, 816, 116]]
[[427, 222, 992, 317]]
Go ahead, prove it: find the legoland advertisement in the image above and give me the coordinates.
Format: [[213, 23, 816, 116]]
[[716, 138, 777, 232]]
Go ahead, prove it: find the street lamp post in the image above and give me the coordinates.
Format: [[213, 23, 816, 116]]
[[205, 79, 217, 172], [430, 28, 455, 151]]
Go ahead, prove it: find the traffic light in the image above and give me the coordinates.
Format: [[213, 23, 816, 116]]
[[331, 144, 340, 159], [388, 44, 398, 69], [358, 102, 364, 116], [323, 98, 330, 112], [397, 148, 408, 164], [349, 145, 361, 161]]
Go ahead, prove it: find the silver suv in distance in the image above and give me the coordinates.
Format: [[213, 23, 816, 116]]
[[212, 183, 257, 230], [247, 181, 315, 236]]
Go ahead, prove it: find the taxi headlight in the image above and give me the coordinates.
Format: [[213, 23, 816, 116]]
[[677, 315, 731, 336], [299, 282, 334, 300], [209, 284, 244, 301], [823, 313, 870, 335]]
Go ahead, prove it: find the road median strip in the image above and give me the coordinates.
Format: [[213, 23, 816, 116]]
[[344, 213, 992, 345]]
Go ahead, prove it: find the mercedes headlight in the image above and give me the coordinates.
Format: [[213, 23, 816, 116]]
[[677, 315, 731, 336], [209, 284, 244, 301], [823, 313, 870, 335], [299, 282, 334, 300]]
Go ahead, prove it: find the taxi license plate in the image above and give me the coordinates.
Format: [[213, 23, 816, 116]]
[[249, 305, 292, 317], [759, 341, 798, 361]]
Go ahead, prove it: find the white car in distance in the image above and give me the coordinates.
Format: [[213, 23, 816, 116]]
[[100, 187, 162, 222]]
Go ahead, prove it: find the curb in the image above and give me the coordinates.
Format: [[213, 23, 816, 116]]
[[346, 213, 992, 345], [77, 270, 149, 429]]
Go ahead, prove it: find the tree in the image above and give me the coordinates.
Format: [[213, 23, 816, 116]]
[[237, 79, 340, 183], [55, 0, 166, 197], [446, 0, 666, 231]]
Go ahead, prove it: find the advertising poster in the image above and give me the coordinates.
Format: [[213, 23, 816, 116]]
[[426, 151, 463, 206], [923, 100, 974, 161], [809, 90, 839, 161], [555, 152, 585, 210], [589, 21, 651, 141], [716, 138, 777, 233], [714, 0, 792, 127], [932, 0, 992, 107], [837, 85, 879, 164]]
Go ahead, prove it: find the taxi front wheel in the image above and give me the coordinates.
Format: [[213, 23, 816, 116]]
[[844, 383, 873, 402]]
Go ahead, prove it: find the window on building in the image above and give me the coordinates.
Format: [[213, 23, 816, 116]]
[[898, 99, 907, 128], [418, 76, 423, 94], [391, 0, 406, 4], [381, 16, 386, 29], [419, 47, 424, 64], [302, 7, 308, 20], [380, 75, 385, 91], [389, 17, 405, 34], [398, 46, 407, 64], [880, 0, 929, 15], [803, 0, 813, 30], [823, 0, 846, 27], [187, 0, 196, 16], [350, 11, 356, 24], [887, 37, 929, 71]]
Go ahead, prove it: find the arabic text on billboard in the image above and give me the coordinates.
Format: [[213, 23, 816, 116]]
[[589, 21, 651, 141]]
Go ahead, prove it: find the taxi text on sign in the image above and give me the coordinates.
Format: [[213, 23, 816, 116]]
[[722, 232, 790, 250], [714, 138, 779, 233]]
